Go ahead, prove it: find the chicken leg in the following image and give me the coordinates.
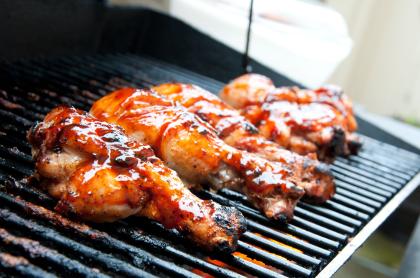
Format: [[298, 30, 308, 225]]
[[91, 89, 305, 221], [28, 106, 246, 252], [152, 83, 335, 203], [220, 74, 361, 160]]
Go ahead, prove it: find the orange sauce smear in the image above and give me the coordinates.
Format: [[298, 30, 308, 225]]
[[192, 233, 304, 277], [233, 251, 284, 275], [233, 252, 267, 267], [254, 232, 303, 253], [191, 257, 247, 278]]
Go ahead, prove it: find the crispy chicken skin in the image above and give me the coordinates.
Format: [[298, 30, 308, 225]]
[[220, 74, 361, 160], [152, 83, 334, 203], [91, 89, 305, 220], [27, 106, 246, 252]]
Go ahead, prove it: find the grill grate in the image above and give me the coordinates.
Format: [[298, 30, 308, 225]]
[[0, 53, 419, 277]]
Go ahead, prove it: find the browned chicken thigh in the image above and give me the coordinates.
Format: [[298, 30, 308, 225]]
[[27, 106, 246, 252], [152, 83, 334, 203], [91, 89, 305, 221], [220, 74, 361, 160]]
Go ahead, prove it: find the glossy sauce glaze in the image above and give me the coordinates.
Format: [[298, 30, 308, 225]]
[[264, 86, 358, 132], [152, 83, 257, 139], [152, 83, 335, 203], [220, 74, 361, 159], [91, 88, 305, 220], [28, 106, 246, 252]]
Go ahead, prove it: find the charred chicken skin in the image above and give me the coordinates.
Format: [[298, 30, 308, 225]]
[[152, 83, 334, 203], [91, 88, 305, 221], [27, 106, 246, 252], [220, 74, 361, 160]]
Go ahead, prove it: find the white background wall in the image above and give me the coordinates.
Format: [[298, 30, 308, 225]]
[[326, 0, 420, 123]]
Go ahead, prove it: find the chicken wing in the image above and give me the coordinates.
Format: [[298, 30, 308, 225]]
[[152, 83, 334, 203], [27, 106, 246, 252], [220, 74, 361, 160], [91, 89, 305, 221]]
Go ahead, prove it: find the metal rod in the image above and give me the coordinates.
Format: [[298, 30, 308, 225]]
[[298, 202, 362, 227], [334, 160, 406, 186], [325, 200, 369, 221], [241, 232, 321, 266], [4, 179, 243, 277], [336, 188, 381, 208], [202, 190, 341, 249], [214, 189, 349, 241], [335, 179, 391, 200], [242, 0, 254, 73], [0, 193, 198, 278], [227, 255, 286, 278], [332, 195, 375, 214], [112, 223, 244, 278], [237, 241, 313, 277], [338, 156, 410, 181], [0, 208, 157, 278], [333, 166, 400, 190], [0, 227, 109, 278], [333, 164, 402, 189], [333, 171, 397, 194], [0, 252, 55, 278]]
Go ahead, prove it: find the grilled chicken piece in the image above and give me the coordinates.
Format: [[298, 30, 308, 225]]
[[152, 83, 334, 203], [27, 106, 246, 252], [220, 74, 361, 160], [91, 88, 305, 220]]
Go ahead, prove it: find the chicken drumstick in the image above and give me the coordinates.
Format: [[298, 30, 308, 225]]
[[152, 83, 335, 203], [220, 74, 361, 160], [91, 89, 305, 221], [28, 106, 246, 252]]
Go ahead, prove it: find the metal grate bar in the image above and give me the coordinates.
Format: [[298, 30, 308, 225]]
[[336, 156, 411, 182], [0, 190, 195, 278], [332, 166, 400, 190], [298, 203, 362, 227], [331, 195, 375, 214], [216, 190, 356, 238], [222, 188, 358, 235], [334, 180, 388, 202], [111, 223, 245, 278], [356, 152, 417, 175], [226, 255, 287, 278], [332, 171, 397, 194], [358, 134, 420, 163], [0, 252, 56, 278], [335, 188, 381, 208], [333, 160, 407, 186], [2, 180, 243, 278], [237, 241, 313, 277], [201, 190, 343, 248], [241, 232, 321, 266], [1, 179, 246, 278], [0, 207, 158, 278], [0, 227, 109, 278], [1, 178, 293, 277]]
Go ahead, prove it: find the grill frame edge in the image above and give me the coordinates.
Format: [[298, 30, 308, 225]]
[[316, 172, 420, 277]]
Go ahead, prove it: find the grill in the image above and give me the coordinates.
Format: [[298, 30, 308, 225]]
[[0, 53, 419, 278]]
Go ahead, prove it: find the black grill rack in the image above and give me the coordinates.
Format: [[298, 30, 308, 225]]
[[0, 54, 419, 278]]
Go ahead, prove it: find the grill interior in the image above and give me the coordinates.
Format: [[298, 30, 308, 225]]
[[0, 53, 419, 278]]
